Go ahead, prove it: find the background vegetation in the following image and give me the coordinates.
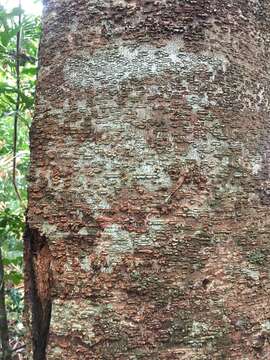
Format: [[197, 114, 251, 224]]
[[0, 2, 40, 358]]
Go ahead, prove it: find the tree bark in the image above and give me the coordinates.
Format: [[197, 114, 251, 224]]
[[25, 0, 270, 359]]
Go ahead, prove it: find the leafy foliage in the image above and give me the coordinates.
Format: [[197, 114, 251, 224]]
[[0, 2, 41, 354]]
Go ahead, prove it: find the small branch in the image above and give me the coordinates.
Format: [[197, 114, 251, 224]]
[[165, 172, 188, 203], [11, 344, 26, 353], [12, 0, 22, 203]]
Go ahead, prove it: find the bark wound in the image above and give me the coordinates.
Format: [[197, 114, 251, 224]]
[[24, 225, 52, 360]]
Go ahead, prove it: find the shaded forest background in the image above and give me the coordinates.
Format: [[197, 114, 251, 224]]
[[0, 2, 40, 357]]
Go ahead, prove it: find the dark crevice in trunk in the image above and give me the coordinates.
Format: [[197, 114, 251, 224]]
[[24, 224, 52, 360]]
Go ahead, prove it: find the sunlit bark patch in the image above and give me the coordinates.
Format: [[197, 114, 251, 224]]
[[64, 40, 227, 91]]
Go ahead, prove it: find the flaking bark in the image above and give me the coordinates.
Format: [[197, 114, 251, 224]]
[[26, 0, 270, 359]]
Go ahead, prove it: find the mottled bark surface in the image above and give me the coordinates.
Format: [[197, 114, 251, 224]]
[[25, 0, 270, 359]]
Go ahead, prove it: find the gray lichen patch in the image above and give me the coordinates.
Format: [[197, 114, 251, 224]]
[[184, 133, 229, 177], [99, 224, 134, 255], [94, 219, 167, 269], [241, 268, 260, 281], [64, 39, 227, 91], [185, 93, 212, 113], [50, 299, 102, 345], [65, 98, 230, 216], [41, 222, 58, 238], [190, 321, 209, 337], [68, 98, 175, 213]]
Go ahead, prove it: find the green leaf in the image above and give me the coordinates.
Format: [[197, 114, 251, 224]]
[[0, 26, 20, 47], [6, 270, 23, 285], [3, 255, 22, 266], [0, 82, 17, 93], [20, 91, 34, 109], [21, 66, 37, 76]]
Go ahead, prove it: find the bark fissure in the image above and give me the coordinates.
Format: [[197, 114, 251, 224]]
[[24, 225, 52, 360]]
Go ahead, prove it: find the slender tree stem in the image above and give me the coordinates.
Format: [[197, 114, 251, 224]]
[[12, 0, 22, 203], [0, 246, 11, 360], [0, 3, 23, 358]]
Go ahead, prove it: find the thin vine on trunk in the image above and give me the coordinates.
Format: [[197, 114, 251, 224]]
[[12, 0, 22, 203]]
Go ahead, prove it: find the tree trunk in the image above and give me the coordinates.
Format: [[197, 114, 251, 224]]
[[25, 1, 270, 359]]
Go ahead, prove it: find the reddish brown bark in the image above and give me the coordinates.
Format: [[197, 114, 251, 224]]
[[26, 1, 270, 359]]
